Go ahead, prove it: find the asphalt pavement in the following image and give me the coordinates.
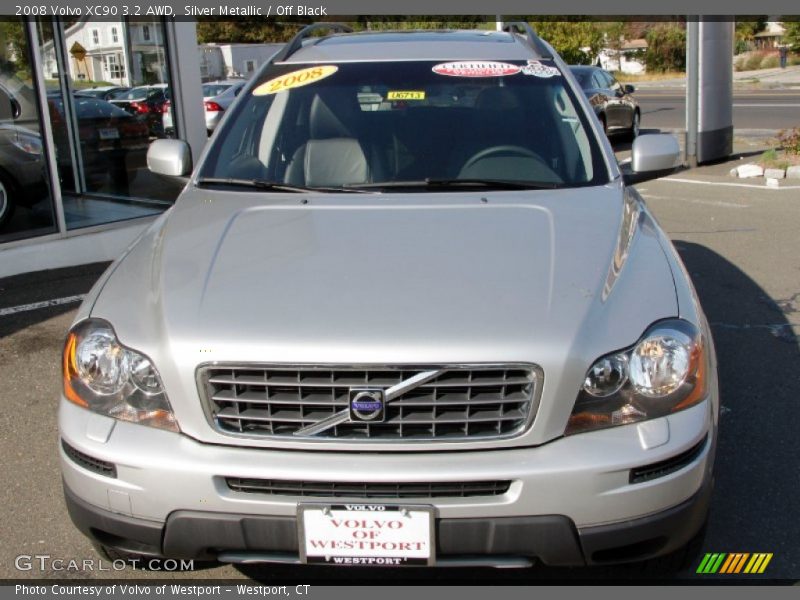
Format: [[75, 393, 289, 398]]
[[1, 141, 798, 584], [635, 88, 800, 132]]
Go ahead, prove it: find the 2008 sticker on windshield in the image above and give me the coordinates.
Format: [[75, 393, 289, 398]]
[[253, 66, 339, 96]]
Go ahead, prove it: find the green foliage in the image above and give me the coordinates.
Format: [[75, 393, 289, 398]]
[[735, 18, 767, 41], [644, 24, 686, 73], [195, 17, 488, 44], [778, 128, 800, 156], [760, 55, 779, 69], [0, 19, 30, 76], [196, 18, 304, 44], [528, 20, 603, 64], [784, 21, 800, 51], [196, 17, 605, 65]]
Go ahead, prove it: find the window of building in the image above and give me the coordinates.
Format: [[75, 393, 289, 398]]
[[91, 29, 99, 45], [35, 18, 177, 234], [0, 18, 57, 243], [142, 26, 151, 41], [244, 59, 257, 74], [103, 54, 126, 79]]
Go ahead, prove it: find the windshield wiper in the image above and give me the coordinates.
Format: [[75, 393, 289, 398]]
[[350, 178, 561, 191], [195, 177, 371, 194], [196, 177, 312, 193]]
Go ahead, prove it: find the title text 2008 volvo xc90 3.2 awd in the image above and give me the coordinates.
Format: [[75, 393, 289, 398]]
[[59, 23, 718, 571]]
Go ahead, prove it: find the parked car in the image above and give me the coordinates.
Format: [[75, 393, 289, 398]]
[[48, 94, 150, 191], [569, 65, 640, 140], [0, 78, 50, 228], [163, 79, 247, 136], [0, 123, 49, 229], [109, 84, 169, 137], [60, 24, 717, 571], [74, 86, 131, 101]]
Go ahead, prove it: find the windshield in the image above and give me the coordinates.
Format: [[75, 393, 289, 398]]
[[200, 60, 608, 190], [115, 87, 151, 100], [570, 69, 593, 89], [203, 84, 232, 97]]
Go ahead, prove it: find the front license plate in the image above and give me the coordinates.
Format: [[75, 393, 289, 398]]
[[299, 504, 434, 566], [98, 128, 119, 140]]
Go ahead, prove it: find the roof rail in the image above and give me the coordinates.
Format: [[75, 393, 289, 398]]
[[271, 23, 354, 63], [501, 21, 553, 59]]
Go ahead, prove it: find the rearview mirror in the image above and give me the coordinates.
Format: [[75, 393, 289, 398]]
[[623, 84, 635, 94], [147, 139, 192, 178]]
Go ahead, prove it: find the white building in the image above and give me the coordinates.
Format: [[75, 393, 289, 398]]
[[597, 39, 647, 75], [198, 43, 283, 80], [42, 19, 168, 86]]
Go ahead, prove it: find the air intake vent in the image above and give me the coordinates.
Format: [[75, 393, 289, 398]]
[[629, 436, 708, 484], [226, 478, 512, 499], [61, 439, 116, 478]]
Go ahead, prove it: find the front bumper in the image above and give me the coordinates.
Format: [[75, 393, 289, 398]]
[[59, 397, 715, 566], [64, 476, 711, 567]]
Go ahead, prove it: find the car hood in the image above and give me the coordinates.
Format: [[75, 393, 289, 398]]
[[90, 184, 679, 445]]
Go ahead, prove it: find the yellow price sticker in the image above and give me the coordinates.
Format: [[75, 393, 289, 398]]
[[387, 91, 426, 100], [253, 66, 339, 96]]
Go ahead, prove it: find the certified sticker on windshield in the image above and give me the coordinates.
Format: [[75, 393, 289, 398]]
[[432, 61, 521, 77], [253, 65, 338, 96]]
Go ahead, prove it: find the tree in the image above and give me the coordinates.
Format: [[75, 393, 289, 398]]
[[645, 24, 686, 73], [528, 20, 604, 65], [784, 21, 800, 52], [599, 22, 627, 71], [735, 17, 767, 54], [0, 19, 30, 77]]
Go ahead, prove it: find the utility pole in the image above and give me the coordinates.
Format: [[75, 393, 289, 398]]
[[686, 19, 734, 166], [685, 19, 699, 167]]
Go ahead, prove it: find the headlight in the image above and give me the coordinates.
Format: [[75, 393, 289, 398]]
[[62, 319, 179, 432], [566, 319, 707, 436], [10, 132, 43, 155]]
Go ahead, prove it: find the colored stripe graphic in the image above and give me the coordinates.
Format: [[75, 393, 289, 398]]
[[698, 552, 773, 574], [697, 553, 726, 574], [745, 553, 773, 574]]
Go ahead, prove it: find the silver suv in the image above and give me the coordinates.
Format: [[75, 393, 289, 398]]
[[59, 23, 718, 571]]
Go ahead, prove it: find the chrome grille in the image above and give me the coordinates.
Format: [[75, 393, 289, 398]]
[[199, 365, 538, 441], [226, 478, 512, 498]]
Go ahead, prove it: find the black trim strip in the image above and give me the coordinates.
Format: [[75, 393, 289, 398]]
[[629, 435, 708, 484], [61, 439, 117, 478]]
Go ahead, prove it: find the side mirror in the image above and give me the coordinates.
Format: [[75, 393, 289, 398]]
[[147, 139, 192, 178], [10, 97, 21, 120], [623, 84, 635, 94], [624, 134, 681, 184]]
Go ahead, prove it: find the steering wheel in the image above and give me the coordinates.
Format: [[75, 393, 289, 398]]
[[460, 145, 545, 173]]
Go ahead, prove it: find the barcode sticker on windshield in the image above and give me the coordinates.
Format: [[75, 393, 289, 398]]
[[387, 91, 426, 100]]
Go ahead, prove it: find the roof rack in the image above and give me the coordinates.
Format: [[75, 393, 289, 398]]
[[501, 21, 553, 59], [271, 23, 354, 63]]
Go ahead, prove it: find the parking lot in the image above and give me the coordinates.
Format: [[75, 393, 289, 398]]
[[1, 137, 798, 583]]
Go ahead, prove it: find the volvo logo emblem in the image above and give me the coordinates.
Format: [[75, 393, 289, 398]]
[[349, 388, 386, 423]]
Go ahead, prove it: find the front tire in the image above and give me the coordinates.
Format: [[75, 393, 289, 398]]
[[0, 171, 17, 229], [626, 110, 641, 142]]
